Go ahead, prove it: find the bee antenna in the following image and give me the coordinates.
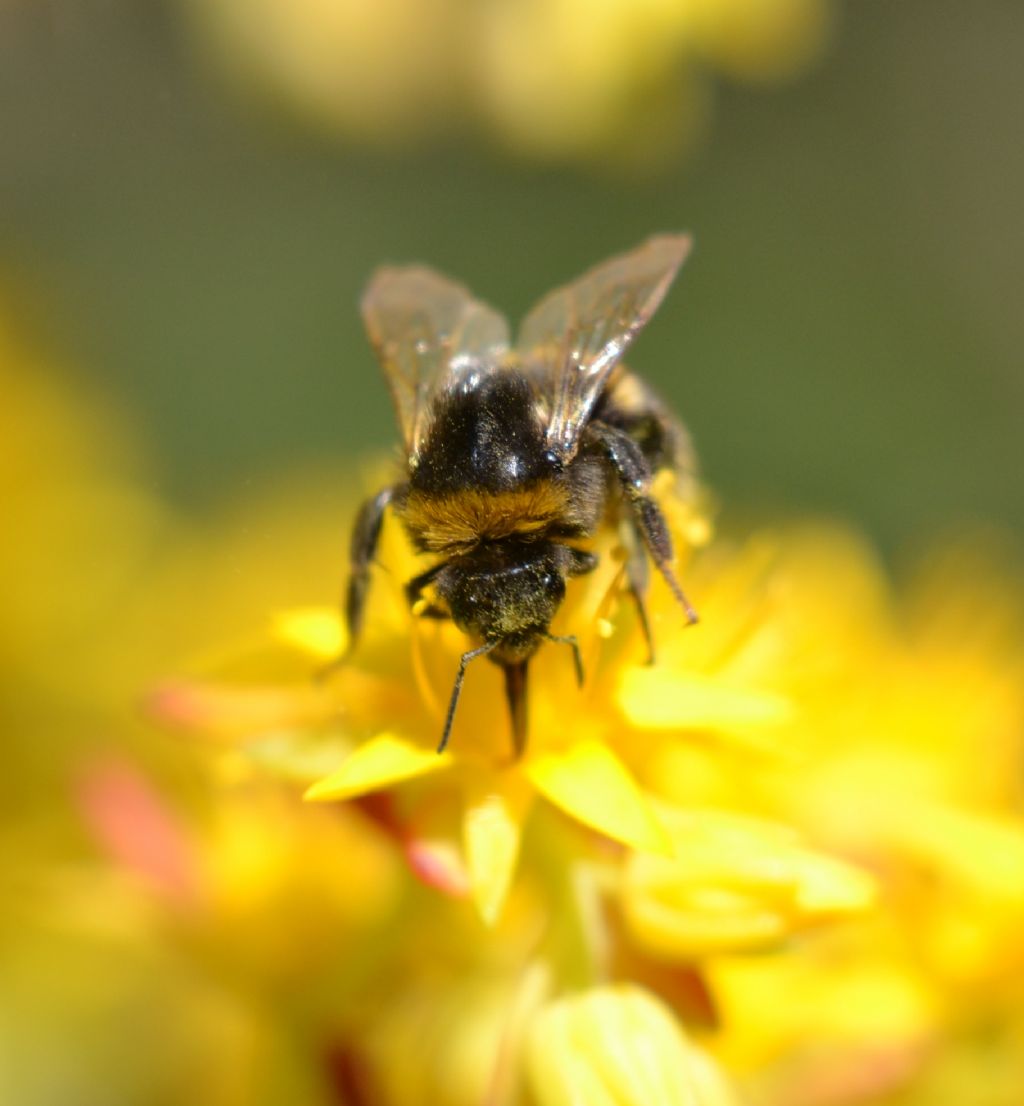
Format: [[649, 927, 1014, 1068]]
[[438, 641, 498, 754], [544, 633, 585, 688]]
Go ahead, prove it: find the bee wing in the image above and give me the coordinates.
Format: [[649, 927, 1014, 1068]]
[[361, 266, 511, 462], [517, 234, 692, 459]]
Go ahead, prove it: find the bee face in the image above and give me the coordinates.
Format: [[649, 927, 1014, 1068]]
[[433, 541, 569, 661]]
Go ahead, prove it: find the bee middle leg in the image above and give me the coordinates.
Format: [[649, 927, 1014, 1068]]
[[585, 421, 698, 628], [343, 485, 396, 657]]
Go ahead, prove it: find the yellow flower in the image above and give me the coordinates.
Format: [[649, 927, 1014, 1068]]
[[0, 319, 412, 1103], [153, 462, 1024, 1105], [7, 759, 407, 1106], [20, 283, 1010, 1106], [175, 477, 816, 927], [0, 310, 166, 715], [180, 0, 834, 167], [648, 529, 1024, 1104], [184, 0, 460, 145]]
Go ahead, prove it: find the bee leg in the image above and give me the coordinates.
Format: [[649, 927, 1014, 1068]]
[[439, 641, 497, 754], [566, 548, 599, 577], [544, 633, 585, 687], [503, 661, 529, 759], [404, 564, 448, 619], [623, 534, 657, 665], [586, 421, 698, 628], [343, 486, 396, 656], [412, 605, 449, 620]]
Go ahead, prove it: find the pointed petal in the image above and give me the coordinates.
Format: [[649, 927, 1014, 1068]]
[[243, 731, 352, 785], [273, 606, 345, 660], [462, 773, 534, 925], [304, 732, 450, 802], [618, 667, 792, 731], [526, 742, 671, 854]]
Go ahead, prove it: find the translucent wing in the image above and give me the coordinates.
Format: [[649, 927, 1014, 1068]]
[[517, 234, 692, 459], [361, 266, 510, 463]]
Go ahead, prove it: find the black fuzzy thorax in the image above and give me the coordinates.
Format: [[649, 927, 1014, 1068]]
[[411, 372, 549, 493]]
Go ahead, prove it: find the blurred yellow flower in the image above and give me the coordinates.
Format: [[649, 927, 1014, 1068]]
[[679, 0, 833, 80], [181, 0, 834, 167], [644, 528, 1024, 1104], [7, 296, 1024, 1106], [186, 0, 460, 145], [622, 806, 875, 957], [0, 310, 397, 1103], [123, 459, 1024, 1105], [0, 311, 165, 710]]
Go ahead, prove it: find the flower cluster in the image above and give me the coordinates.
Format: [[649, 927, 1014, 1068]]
[[5, 300, 1024, 1105], [180, 0, 832, 167], [156, 474, 1024, 1103]]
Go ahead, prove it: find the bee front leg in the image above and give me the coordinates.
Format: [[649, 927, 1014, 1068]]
[[585, 422, 698, 631]]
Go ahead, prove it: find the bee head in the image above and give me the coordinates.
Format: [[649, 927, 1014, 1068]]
[[434, 541, 571, 657]]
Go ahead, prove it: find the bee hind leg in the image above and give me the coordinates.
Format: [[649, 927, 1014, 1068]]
[[622, 529, 657, 664], [586, 421, 698, 633]]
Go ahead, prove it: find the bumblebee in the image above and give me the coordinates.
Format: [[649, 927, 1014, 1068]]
[[344, 234, 698, 756]]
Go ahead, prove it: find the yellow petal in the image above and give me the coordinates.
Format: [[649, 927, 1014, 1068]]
[[304, 732, 450, 801], [244, 731, 352, 785], [526, 742, 671, 854], [789, 850, 877, 916], [272, 606, 345, 660], [623, 809, 876, 957], [618, 667, 793, 730], [628, 893, 790, 954], [526, 985, 739, 1106], [462, 773, 533, 925]]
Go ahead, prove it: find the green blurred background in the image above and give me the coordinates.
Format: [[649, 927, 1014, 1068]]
[[2, 0, 1022, 555]]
